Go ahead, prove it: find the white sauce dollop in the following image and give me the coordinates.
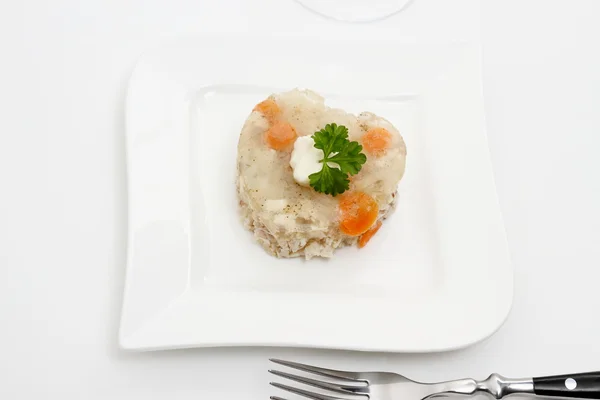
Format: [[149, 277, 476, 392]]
[[290, 136, 341, 187], [289, 136, 324, 186]]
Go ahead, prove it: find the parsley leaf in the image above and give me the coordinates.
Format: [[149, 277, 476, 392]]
[[309, 163, 350, 196], [308, 123, 367, 196], [328, 140, 367, 175], [312, 123, 349, 155]]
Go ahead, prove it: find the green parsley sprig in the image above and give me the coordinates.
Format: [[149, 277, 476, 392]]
[[308, 123, 367, 196]]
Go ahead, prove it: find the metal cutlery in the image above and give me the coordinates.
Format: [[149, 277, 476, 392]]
[[269, 359, 600, 400]]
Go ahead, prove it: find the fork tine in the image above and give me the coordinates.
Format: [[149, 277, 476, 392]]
[[269, 359, 365, 383], [270, 397, 288, 400], [270, 382, 347, 400], [269, 369, 365, 395]]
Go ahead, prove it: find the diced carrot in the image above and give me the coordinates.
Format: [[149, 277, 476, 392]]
[[338, 192, 379, 236], [362, 127, 392, 156], [358, 220, 382, 248], [265, 121, 297, 151], [253, 99, 280, 124]]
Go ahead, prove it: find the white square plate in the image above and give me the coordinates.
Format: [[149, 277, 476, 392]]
[[120, 36, 513, 352]]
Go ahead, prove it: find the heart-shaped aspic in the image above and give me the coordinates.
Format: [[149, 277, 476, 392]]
[[236, 89, 406, 259]]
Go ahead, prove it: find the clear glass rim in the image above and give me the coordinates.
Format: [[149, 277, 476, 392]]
[[293, 0, 416, 23]]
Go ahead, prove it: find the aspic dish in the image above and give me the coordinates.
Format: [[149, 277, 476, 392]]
[[236, 89, 407, 259]]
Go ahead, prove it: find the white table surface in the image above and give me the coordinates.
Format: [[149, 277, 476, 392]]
[[1, 0, 599, 398]]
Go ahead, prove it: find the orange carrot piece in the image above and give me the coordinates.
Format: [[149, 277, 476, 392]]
[[265, 121, 297, 151], [338, 192, 379, 236], [358, 220, 382, 248], [253, 99, 280, 124], [362, 127, 392, 156]]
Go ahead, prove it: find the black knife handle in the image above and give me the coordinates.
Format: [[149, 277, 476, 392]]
[[533, 372, 600, 398]]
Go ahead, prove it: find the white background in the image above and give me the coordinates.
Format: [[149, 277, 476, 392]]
[[1, 0, 599, 398]]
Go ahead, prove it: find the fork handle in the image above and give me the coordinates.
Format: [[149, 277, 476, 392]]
[[437, 373, 600, 399], [533, 372, 600, 398]]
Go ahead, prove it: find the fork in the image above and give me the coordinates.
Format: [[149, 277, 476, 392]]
[[269, 359, 600, 400]]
